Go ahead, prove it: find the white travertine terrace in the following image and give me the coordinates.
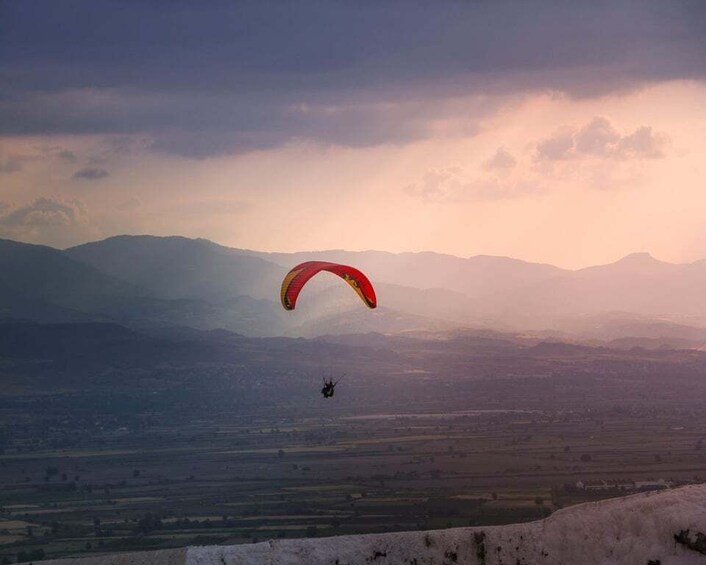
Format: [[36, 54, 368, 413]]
[[42, 484, 706, 565]]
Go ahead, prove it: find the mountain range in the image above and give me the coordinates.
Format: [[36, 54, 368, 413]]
[[3, 235, 706, 344]]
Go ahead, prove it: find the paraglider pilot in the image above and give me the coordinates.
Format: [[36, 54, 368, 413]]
[[321, 378, 336, 398]]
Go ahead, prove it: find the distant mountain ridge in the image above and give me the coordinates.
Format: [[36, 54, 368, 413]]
[[67, 236, 285, 301], [0, 238, 286, 335], [4, 235, 706, 340]]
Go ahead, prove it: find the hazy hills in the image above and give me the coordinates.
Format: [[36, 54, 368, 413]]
[[68, 236, 285, 302], [4, 235, 706, 342], [248, 247, 565, 299], [0, 238, 292, 335], [502, 252, 706, 324]]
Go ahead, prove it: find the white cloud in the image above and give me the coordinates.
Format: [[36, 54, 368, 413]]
[[405, 167, 540, 203], [116, 197, 141, 211], [0, 197, 92, 247], [535, 127, 575, 161], [574, 117, 620, 156], [484, 147, 517, 171], [183, 199, 249, 215], [615, 126, 667, 159], [535, 117, 668, 162], [0, 197, 87, 228]]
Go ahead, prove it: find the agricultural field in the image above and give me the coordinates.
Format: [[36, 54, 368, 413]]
[[2, 349, 706, 562]]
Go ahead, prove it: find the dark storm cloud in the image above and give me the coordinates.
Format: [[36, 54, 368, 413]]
[[1, 1, 704, 156], [57, 150, 77, 163], [73, 167, 109, 180]]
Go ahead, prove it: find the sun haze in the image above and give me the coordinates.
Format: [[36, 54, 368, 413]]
[[1, 1, 705, 268]]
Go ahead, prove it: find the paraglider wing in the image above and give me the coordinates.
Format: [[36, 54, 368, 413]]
[[280, 261, 377, 311]]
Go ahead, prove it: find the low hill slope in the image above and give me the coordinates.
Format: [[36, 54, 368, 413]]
[[67, 235, 286, 302], [42, 484, 706, 564]]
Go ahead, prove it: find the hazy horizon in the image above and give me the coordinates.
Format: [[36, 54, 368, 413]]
[[3, 232, 702, 272]]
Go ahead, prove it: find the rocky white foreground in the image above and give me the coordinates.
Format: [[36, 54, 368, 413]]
[[43, 484, 706, 565]]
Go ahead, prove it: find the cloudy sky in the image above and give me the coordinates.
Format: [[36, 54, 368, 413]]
[[1, 1, 705, 267]]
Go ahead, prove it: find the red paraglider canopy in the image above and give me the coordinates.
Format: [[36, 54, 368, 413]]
[[280, 261, 377, 311]]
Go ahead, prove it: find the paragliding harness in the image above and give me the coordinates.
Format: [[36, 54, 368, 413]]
[[321, 374, 344, 399]]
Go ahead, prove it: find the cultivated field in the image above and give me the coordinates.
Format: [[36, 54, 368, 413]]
[[2, 344, 706, 562]]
